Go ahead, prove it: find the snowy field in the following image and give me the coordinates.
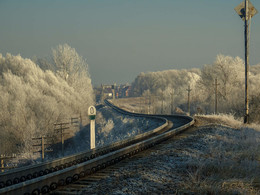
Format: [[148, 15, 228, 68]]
[[8, 103, 164, 166], [4, 100, 260, 194], [60, 104, 164, 156], [79, 115, 260, 194]]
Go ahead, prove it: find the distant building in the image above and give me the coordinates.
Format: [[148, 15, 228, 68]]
[[103, 88, 113, 98], [122, 85, 131, 97], [94, 84, 132, 102]]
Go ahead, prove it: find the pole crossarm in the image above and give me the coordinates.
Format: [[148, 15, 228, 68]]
[[54, 122, 71, 156], [32, 136, 53, 161]]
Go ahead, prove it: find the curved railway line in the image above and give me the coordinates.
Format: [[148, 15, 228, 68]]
[[0, 100, 194, 195]]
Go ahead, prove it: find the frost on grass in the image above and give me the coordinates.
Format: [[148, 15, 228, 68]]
[[61, 114, 260, 194], [195, 113, 243, 129], [95, 105, 163, 148], [5, 101, 162, 166], [82, 123, 260, 194], [178, 124, 260, 194], [26, 104, 164, 161]]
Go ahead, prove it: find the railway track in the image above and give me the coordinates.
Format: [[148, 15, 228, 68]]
[[0, 100, 194, 195], [52, 123, 199, 194]]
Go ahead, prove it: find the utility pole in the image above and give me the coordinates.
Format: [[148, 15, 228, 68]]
[[139, 97, 142, 113], [214, 78, 220, 114], [244, 0, 249, 123], [152, 95, 155, 114], [101, 84, 104, 103], [80, 112, 82, 127], [0, 154, 16, 172], [32, 136, 53, 161], [186, 85, 192, 116], [161, 92, 164, 114], [71, 117, 80, 129], [54, 122, 70, 156], [235, 0, 258, 124], [148, 95, 151, 114], [112, 84, 116, 100], [170, 88, 174, 114]]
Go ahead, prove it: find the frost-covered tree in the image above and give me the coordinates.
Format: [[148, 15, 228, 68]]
[[52, 44, 87, 84], [248, 64, 260, 122], [52, 44, 94, 105], [33, 57, 55, 72], [130, 54, 260, 121], [0, 49, 94, 154], [130, 69, 201, 114], [198, 55, 244, 113]]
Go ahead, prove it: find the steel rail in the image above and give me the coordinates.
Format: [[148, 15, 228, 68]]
[[52, 108, 194, 194], [0, 101, 171, 194], [0, 112, 166, 188], [0, 100, 194, 194]]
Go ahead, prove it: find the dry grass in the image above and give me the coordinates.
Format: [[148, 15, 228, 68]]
[[101, 99, 260, 194], [177, 117, 260, 195]]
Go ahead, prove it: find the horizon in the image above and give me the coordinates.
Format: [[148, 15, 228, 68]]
[[0, 0, 259, 85]]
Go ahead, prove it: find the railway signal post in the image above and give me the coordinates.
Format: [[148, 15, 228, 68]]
[[88, 106, 96, 149], [235, 0, 258, 123]]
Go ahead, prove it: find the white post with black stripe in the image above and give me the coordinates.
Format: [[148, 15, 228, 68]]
[[88, 106, 96, 149]]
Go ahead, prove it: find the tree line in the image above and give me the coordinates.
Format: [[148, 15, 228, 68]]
[[130, 54, 260, 123], [0, 44, 95, 154]]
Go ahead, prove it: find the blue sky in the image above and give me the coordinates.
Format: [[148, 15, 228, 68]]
[[0, 0, 259, 86]]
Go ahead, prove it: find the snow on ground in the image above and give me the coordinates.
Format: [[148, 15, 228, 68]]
[[5, 103, 260, 194], [79, 115, 260, 195], [96, 104, 164, 147], [61, 104, 164, 156], [8, 104, 164, 166]]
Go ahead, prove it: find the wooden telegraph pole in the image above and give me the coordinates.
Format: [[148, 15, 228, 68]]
[[170, 88, 174, 114], [214, 78, 220, 114], [0, 154, 16, 172], [54, 122, 70, 156], [148, 95, 151, 114], [161, 92, 164, 114], [186, 85, 192, 116], [32, 136, 53, 161], [235, 0, 258, 124]]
